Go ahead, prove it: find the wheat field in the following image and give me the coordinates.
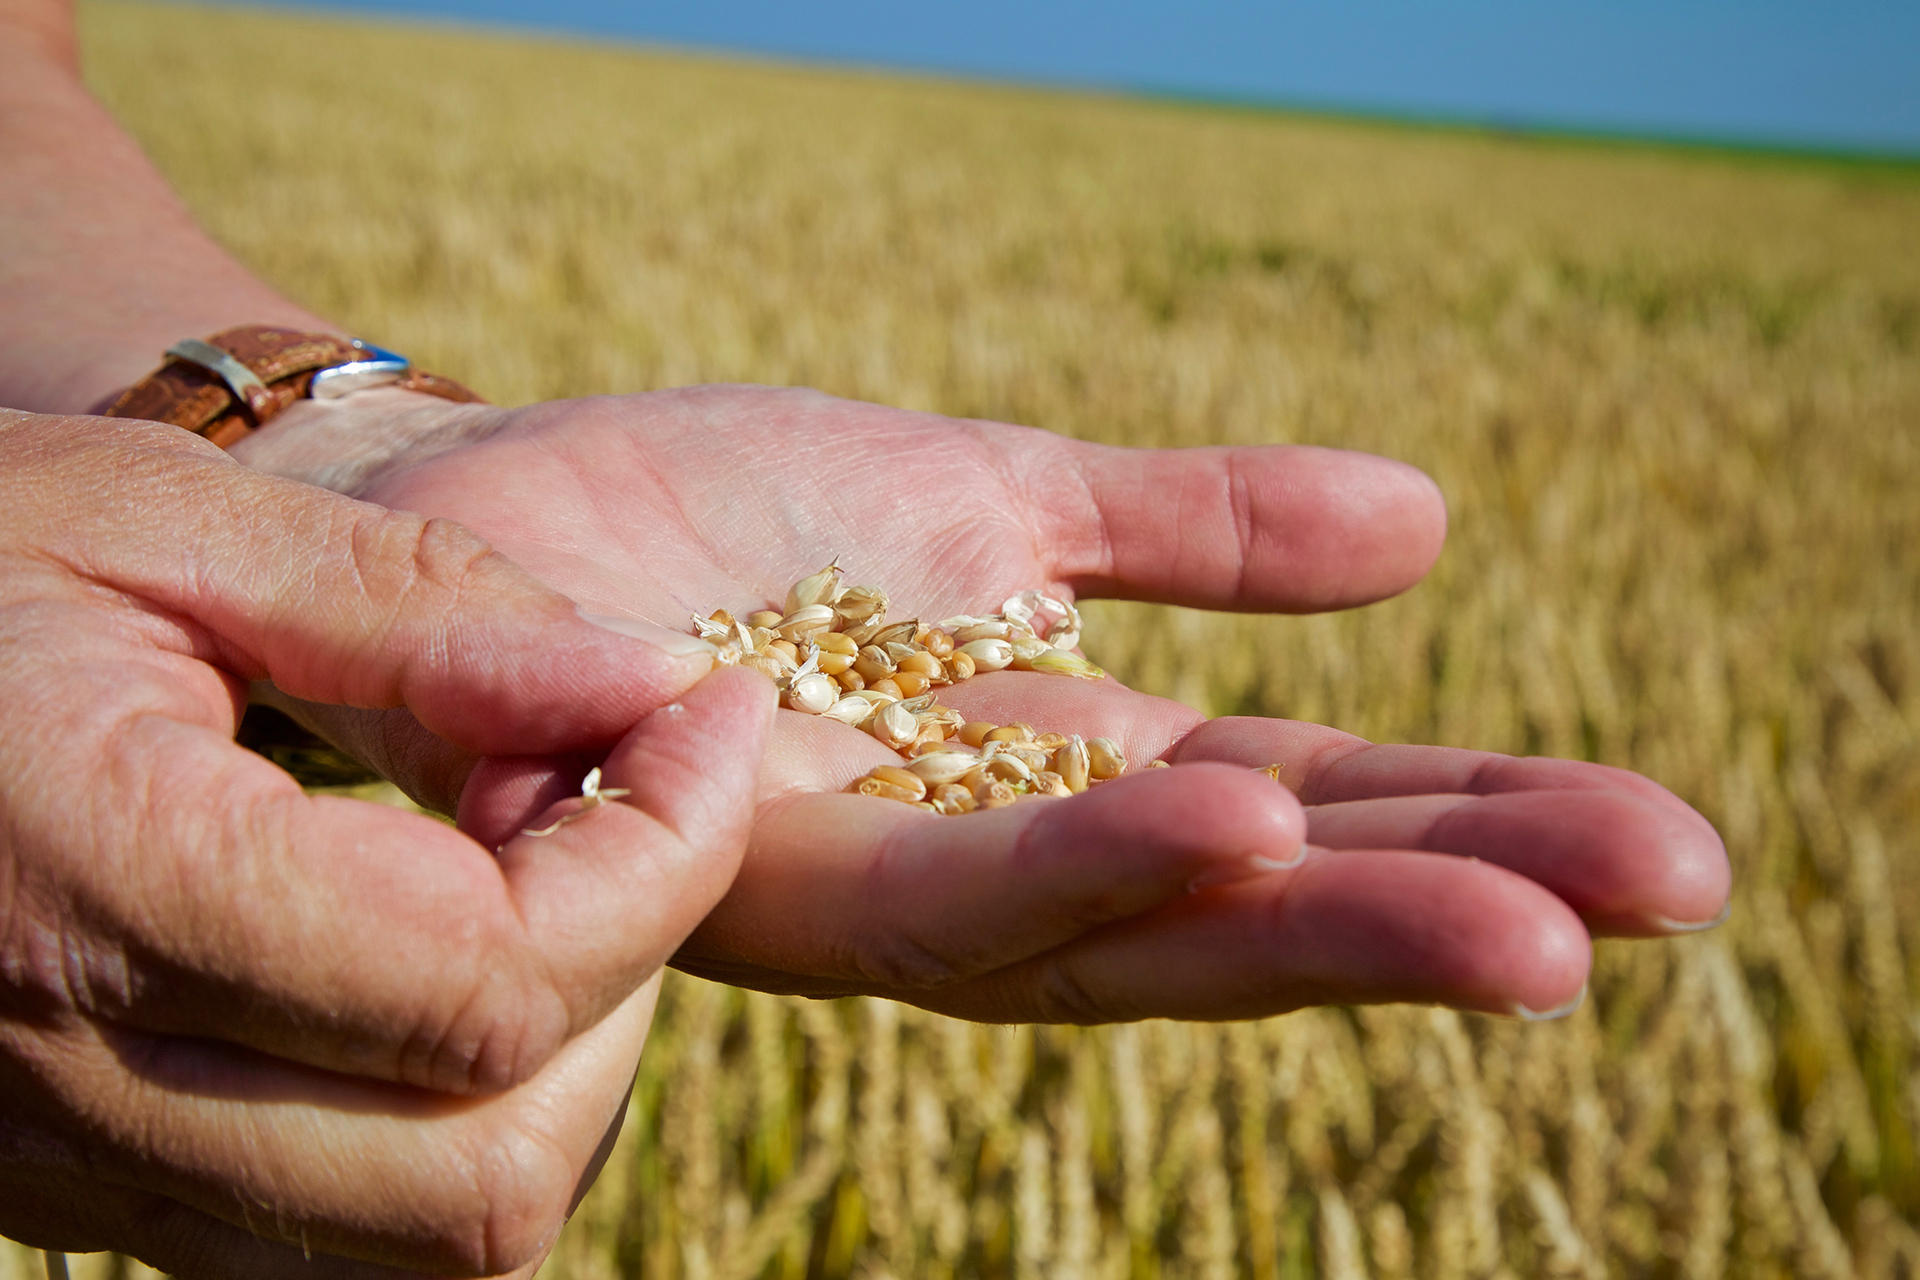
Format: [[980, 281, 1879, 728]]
[[10, 2, 1918, 1275]]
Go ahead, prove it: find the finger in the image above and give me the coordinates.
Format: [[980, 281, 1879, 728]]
[[921, 848, 1592, 1024], [1172, 715, 1710, 823], [0, 1182, 436, 1279], [1302, 790, 1730, 935], [487, 666, 775, 1020], [31, 416, 718, 754], [6, 984, 655, 1278], [123, 1203, 440, 1280], [57, 669, 770, 1093], [1173, 717, 1728, 931], [250, 690, 484, 816], [1015, 433, 1448, 612], [674, 763, 1304, 994]]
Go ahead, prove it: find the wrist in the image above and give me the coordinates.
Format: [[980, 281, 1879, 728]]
[[228, 387, 510, 495]]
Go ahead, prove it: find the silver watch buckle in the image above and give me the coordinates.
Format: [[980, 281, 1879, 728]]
[[310, 339, 411, 400]]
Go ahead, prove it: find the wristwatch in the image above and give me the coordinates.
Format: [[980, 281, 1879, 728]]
[[103, 324, 484, 448]]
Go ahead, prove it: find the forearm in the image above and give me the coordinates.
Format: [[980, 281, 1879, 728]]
[[0, 0, 331, 412], [0, 0, 501, 484]]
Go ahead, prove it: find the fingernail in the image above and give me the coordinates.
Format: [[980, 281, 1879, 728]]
[[1187, 845, 1308, 892], [578, 609, 718, 662], [1511, 984, 1587, 1022], [1651, 899, 1732, 934]]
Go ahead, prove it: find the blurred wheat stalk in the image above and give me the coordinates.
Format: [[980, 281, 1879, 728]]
[[21, 1, 1917, 1274]]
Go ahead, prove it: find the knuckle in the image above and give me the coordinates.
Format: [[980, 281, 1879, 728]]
[[406, 516, 500, 596], [346, 509, 497, 618], [1027, 954, 1119, 1025], [391, 1129, 573, 1276], [405, 966, 571, 1095], [844, 832, 975, 990], [462, 1126, 578, 1274], [840, 928, 968, 992]]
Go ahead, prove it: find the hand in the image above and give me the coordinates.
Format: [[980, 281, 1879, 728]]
[[247, 384, 1728, 1026], [0, 411, 774, 1277]]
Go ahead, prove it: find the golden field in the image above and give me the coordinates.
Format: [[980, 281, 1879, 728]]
[[11, 2, 1918, 1274]]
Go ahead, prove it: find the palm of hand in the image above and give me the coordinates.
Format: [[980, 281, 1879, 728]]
[[352, 385, 1730, 1022]]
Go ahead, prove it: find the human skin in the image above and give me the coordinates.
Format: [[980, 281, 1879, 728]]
[[0, 412, 774, 1277], [237, 387, 1729, 1029], [0, 5, 775, 1276], [0, 0, 1729, 1273]]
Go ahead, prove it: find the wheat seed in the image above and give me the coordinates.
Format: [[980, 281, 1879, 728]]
[[689, 564, 1287, 815]]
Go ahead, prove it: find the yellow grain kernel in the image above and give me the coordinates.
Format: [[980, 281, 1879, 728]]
[[1087, 736, 1127, 780], [855, 776, 922, 804], [814, 632, 859, 657], [898, 650, 943, 680], [957, 721, 995, 747], [853, 645, 896, 683], [866, 764, 927, 800], [976, 780, 1019, 809]]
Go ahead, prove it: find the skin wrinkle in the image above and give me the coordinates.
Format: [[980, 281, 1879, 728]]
[[576, 429, 690, 605], [464, 1093, 582, 1274], [15, 910, 87, 1021], [449, 915, 565, 1096], [96, 1033, 486, 1271], [1031, 941, 1121, 1025], [1291, 735, 1375, 805], [1257, 858, 1385, 1009], [349, 511, 444, 699], [1007, 798, 1152, 938], [102, 712, 202, 933], [414, 401, 726, 627], [258, 398, 510, 500], [503, 855, 585, 1060], [411, 523, 497, 693], [1173, 459, 1216, 603], [106, 755, 463, 1083], [0, 850, 30, 1006], [1057, 442, 1121, 588], [399, 969, 497, 1097], [1406, 795, 1480, 857], [960, 417, 1061, 595], [632, 396, 765, 601], [24, 449, 228, 598], [1042, 831, 1312, 1025], [850, 817, 969, 990], [1225, 448, 1258, 608], [1459, 752, 1511, 800]]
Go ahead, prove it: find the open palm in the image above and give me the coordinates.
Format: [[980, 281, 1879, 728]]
[[293, 384, 1728, 1023]]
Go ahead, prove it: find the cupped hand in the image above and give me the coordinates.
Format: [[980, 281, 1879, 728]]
[[0, 411, 774, 1277], [250, 384, 1728, 1027]]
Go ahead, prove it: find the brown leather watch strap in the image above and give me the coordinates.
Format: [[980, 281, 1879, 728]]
[[103, 325, 484, 448]]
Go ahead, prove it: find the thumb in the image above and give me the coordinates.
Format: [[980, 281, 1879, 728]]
[[39, 416, 714, 753], [484, 666, 776, 1051]]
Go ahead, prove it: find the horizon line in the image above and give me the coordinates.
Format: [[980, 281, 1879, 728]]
[[124, 0, 1920, 168]]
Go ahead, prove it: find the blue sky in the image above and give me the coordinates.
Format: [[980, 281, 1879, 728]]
[[242, 0, 1920, 154]]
